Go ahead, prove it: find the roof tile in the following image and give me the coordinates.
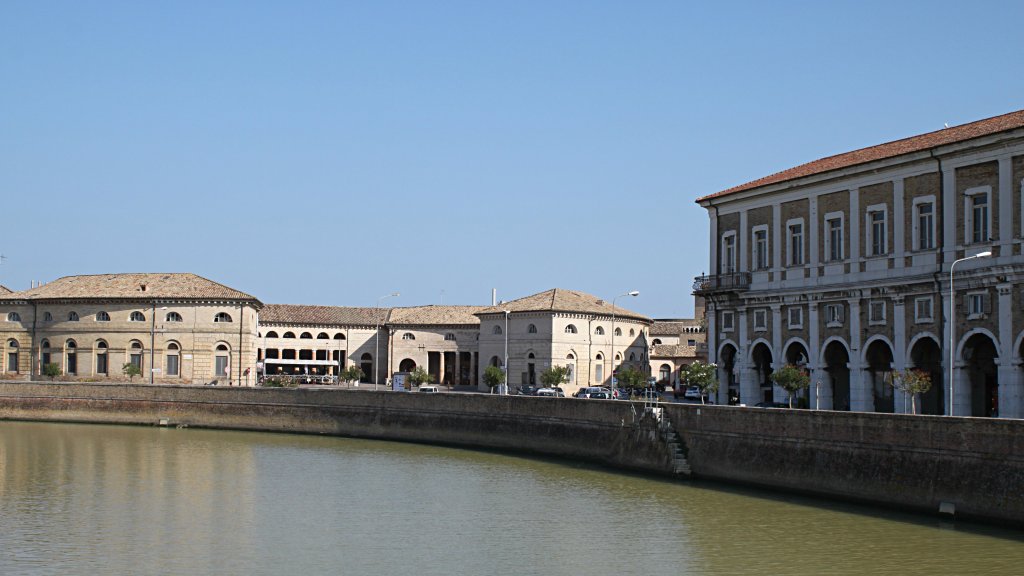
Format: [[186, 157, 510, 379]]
[[0, 273, 258, 302], [477, 288, 650, 322]]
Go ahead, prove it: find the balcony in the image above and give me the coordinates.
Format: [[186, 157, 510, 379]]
[[692, 272, 751, 295]]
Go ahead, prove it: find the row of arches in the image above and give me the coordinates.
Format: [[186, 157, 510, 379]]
[[264, 331, 345, 340], [6, 311, 233, 323]]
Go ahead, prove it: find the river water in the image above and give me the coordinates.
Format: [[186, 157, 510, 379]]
[[1, 421, 1021, 575]]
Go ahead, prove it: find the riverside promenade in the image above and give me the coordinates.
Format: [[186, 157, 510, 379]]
[[1, 381, 1021, 528]]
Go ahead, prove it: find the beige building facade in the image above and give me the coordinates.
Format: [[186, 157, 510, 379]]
[[696, 109, 1024, 417]]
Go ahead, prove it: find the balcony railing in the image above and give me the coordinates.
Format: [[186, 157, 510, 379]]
[[692, 272, 751, 295]]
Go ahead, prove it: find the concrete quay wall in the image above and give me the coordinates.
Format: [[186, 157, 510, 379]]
[[1, 383, 1021, 527]]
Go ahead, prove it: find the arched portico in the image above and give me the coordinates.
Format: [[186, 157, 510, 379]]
[[820, 338, 850, 411], [748, 340, 774, 404], [908, 335, 943, 415], [955, 330, 999, 417], [716, 340, 738, 405], [863, 337, 894, 413], [781, 339, 810, 407]]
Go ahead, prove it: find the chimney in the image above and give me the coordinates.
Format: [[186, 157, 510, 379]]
[[492, 289, 497, 306]]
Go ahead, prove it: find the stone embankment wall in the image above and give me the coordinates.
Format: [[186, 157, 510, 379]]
[[1, 383, 1021, 528]]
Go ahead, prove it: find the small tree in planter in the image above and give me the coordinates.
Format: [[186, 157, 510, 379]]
[[43, 363, 62, 381], [888, 369, 932, 415], [341, 364, 364, 385], [482, 365, 505, 394], [771, 364, 810, 408], [616, 365, 648, 395], [680, 361, 718, 404], [408, 366, 434, 390], [122, 362, 142, 382], [539, 365, 570, 389]]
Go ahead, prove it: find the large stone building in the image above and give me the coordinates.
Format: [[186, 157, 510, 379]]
[[1, 277, 653, 391], [695, 109, 1024, 418]]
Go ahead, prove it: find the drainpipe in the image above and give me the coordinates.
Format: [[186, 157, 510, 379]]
[[31, 301, 38, 379], [931, 151, 947, 404], [150, 301, 156, 384], [239, 302, 245, 386]]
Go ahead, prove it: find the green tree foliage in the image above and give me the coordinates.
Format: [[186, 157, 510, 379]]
[[482, 365, 505, 391], [889, 369, 933, 415], [341, 364, 365, 383], [42, 362, 62, 381], [771, 364, 810, 408], [680, 361, 718, 404], [539, 365, 570, 388], [616, 365, 648, 392], [409, 366, 434, 387], [122, 362, 142, 382]]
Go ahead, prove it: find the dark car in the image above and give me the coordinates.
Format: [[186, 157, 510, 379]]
[[754, 402, 789, 408]]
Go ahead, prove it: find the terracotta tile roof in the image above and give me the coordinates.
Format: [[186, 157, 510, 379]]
[[388, 305, 485, 326], [651, 344, 700, 358], [0, 285, 11, 295], [260, 304, 387, 327], [0, 273, 259, 302], [650, 319, 701, 336], [477, 288, 650, 323], [698, 109, 1024, 202]]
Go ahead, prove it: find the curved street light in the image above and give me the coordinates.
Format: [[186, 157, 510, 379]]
[[949, 251, 991, 416], [611, 291, 640, 396]]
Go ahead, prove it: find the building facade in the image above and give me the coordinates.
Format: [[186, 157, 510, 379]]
[[695, 109, 1024, 418]]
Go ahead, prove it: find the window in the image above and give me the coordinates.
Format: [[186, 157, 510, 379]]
[[96, 341, 108, 374], [788, 307, 803, 329], [753, 309, 767, 331], [96, 311, 110, 322], [402, 332, 416, 340], [6, 312, 20, 322], [867, 206, 887, 256], [265, 331, 279, 338], [527, 324, 537, 334], [787, 220, 804, 266], [913, 198, 936, 251], [629, 352, 636, 361], [824, 213, 844, 262], [629, 329, 635, 337], [614, 327, 621, 336], [825, 304, 844, 327], [6, 339, 18, 373], [68, 311, 79, 321], [492, 325, 502, 335], [595, 326, 605, 336], [300, 332, 312, 339], [659, 364, 671, 382], [165, 311, 183, 322], [129, 311, 145, 322], [214, 312, 233, 323], [721, 232, 737, 273], [215, 344, 229, 377], [65, 340, 77, 375], [166, 343, 180, 377], [914, 297, 934, 323], [565, 324, 577, 334], [43, 312, 53, 322], [869, 301, 886, 325], [652, 338, 662, 345], [317, 332, 329, 339], [129, 341, 143, 370], [967, 293, 985, 318], [283, 332, 295, 338], [721, 311, 735, 332], [687, 339, 697, 346], [967, 190, 990, 244], [334, 333, 345, 340], [753, 226, 769, 270], [445, 333, 456, 341]]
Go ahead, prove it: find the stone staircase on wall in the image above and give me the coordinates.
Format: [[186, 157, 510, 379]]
[[646, 407, 691, 476]]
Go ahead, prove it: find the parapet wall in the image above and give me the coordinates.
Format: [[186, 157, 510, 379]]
[[1, 383, 1021, 528]]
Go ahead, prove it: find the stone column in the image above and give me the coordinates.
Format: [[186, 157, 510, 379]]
[[893, 178, 905, 269], [438, 351, 446, 387], [818, 366, 835, 410], [735, 308, 749, 405], [740, 366, 760, 406], [998, 283, 1018, 418], [953, 363, 971, 416], [942, 166, 957, 264], [893, 296, 909, 413], [998, 360, 1022, 419], [998, 157, 1013, 258], [849, 361, 871, 412], [771, 304, 783, 402], [454, 352, 461, 386], [849, 187, 861, 266]]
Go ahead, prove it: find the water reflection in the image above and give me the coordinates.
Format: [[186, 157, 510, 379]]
[[1, 421, 1021, 575]]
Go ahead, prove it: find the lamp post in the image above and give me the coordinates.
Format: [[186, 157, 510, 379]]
[[949, 251, 991, 416], [611, 291, 640, 395], [375, 292, 399, 391], [502, 310, 510, 395]]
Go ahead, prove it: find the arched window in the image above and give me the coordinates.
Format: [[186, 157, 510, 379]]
[[333, 333, 345, 340], [402, 333, 415, 340], [68, 311, 80, 321], [565, 324, 577, 334], [652, 339, 662, 345], [166, 311, 183, 322], [166, 342, 180, 377], [266, 331, 279, 338], [659, 364, 671, 382], [317, 332, 329, 339], [399, 358, 417, 372], [445, 333, 456, 341], [489, 356, 502, 367], [66, 340, 77, 349], [528, 324, 537, 334], [43, 312, 53, 322], [283, 332, 295, 338], [96, 340, 109, 375], [129, 341, 144, 370], [65, 339, 77, 375], [528, 352, 535, 359], [300, 332, 312, 339], [130, 311, 145, 322], [629, 352, 636, 361], [629, 329, 635, 337], [39, 339, 52, 369], [493, 326, 502, 335], [614, 327, 621, 336], [565, 354, 576, 384], [6, 339, 19, 374], [595, 326, 605, 335], [7, 312, 21, 322], [96, 311, 110, 322], [214, 312, 233, 323], [214, 344, 230, 377]]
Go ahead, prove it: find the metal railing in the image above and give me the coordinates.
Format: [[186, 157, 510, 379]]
[[692, 272, 751, 294]]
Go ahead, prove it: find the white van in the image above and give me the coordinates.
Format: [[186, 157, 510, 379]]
[[417, 385, 440, 393]]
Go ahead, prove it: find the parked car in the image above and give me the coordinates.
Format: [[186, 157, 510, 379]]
[[535, 388, 565, 397], [588, 391, 612, 399], [417, 385, 440, 393], [754, 401, 789, 408], [577, 386, 609, 399], [684, 386, 704, 401], [518, 386, 538, 396]]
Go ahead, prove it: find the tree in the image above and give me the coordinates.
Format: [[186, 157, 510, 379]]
[[889, 369, 933, 415], [408, 366, 434, 388], [771, 364, 810, 408], [616, 365, 648, 393], [539, 365, 570, 389], [122, 362, 142, 382], [42, 362, 62, 381], [680, 361, 718, 404], [482, 365, 505, 393], [341, 364, 364, 384]]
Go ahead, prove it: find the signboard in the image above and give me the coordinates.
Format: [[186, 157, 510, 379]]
[[183, 354, 193, 360], [151, 368, 161, 373], [392, 372, 408, 391]]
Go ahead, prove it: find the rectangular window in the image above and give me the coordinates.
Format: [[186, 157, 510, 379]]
[[6, 352, 16, 373], [130, 353, 142, 370], [788, 221, 804, 266], [825, 303, 844, 327], [868, 208, 887, 256], [753, 309, 767, 331], [971, 194, 989, 244], [826, 216, 844, 261], [215, 355, 229, 377], [967, 293, 985, 318], [721, 311, 735, 332], [722, 233, 736, 274], [687, 339, 697, 346], [914, 297, 933, 323], [754, 228, 769, 270], [917, 202, 934, 250], [788, 307, 803, 329], [869, 301, 886, 325], [167, 355, 180, 377], [97, 353, 108, 375]]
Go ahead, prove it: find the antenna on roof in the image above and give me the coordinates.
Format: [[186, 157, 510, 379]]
[[440, 289, 445, 305], [944, 122, 949, 128]]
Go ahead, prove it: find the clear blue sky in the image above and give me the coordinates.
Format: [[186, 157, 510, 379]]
[[2, 1, 1022, 318]]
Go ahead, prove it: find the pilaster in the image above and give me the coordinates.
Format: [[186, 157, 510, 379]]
[[893, 178, 905, 268]]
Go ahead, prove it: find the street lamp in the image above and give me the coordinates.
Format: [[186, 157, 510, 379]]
[[949, 251, 991, 416], [375, 292, 399, 391], [500, 310, 511, 395], [611, 291, 640, 395]]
